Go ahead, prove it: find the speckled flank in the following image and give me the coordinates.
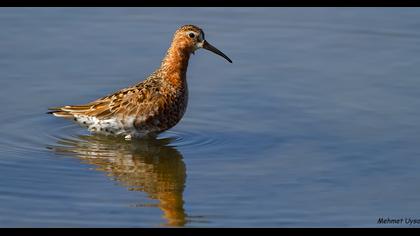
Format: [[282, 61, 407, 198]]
[[48, 25, 229, 138]]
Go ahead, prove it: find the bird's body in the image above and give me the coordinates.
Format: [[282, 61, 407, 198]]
[[48, 25, 231, 139], [52, 70, 188, 139]]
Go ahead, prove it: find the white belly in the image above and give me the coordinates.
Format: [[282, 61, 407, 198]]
[[73, 115, 149, 138]]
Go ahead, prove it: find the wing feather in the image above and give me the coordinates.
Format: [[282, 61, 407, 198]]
[[48, 76, 164, 122]]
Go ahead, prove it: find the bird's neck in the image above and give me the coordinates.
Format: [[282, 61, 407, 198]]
[[160, 41, 192, 87]]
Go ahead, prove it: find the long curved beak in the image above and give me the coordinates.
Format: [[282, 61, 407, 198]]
[[202, 40, 232, 63]]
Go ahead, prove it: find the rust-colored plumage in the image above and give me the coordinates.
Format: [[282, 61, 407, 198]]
[[48, 25, 232, 139]]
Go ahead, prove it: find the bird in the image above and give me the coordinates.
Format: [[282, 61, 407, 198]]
[[48, 25, 232, 140]]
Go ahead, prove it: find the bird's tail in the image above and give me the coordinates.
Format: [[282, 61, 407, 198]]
[[47, 103, 96, 118], [47, 106, 74, 119]]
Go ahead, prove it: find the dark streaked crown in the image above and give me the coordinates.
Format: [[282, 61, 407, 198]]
[[175, 25, 203, 36]]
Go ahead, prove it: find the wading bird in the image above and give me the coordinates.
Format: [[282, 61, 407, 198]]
[[48, 25, 232, 140]]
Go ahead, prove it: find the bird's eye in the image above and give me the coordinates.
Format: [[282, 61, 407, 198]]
[[189, 33, 195, 38]]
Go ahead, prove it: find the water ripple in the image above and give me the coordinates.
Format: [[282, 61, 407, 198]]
[[0, 111, 233, 157]]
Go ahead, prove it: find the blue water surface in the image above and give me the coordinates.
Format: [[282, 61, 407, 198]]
[[0, 7, 420, 227]]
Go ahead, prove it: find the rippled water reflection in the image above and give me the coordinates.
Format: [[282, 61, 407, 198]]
[[49, 135, 187, 227]]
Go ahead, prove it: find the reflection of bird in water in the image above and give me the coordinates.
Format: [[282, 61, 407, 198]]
[[49, 134, 187, 227]]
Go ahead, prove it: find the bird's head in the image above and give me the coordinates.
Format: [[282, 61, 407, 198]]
[[172, 25, 232, 63]]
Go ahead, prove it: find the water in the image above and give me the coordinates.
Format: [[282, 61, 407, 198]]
[[1, 7, 420, 227]]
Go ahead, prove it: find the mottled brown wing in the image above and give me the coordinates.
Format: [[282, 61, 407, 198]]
[[56, 78, 163, 120]]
